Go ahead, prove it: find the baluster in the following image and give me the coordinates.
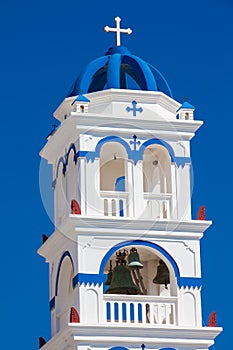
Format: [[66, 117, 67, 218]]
[[126, 301, 131, 323], [115, 198, 120, 217], [165, 304, 170, 324], [112, 199, 116, 216], [134, 302, 138, 324], [170, 303, 175, 324], [149, 303, 154, 324], [118, 301, 122, 323], [110, 302, 114, 323], [142, 302, 147, 324], [167, 199, 170, 219], [154, 303, 158, 324], [104, 199, 108, 216]]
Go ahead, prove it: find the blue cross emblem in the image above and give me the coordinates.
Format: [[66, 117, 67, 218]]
[[130, 135, 141, 151], [126, 100, 143, 117]]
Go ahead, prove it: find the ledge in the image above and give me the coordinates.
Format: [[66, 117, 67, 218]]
[[39, 323, 222, 350]]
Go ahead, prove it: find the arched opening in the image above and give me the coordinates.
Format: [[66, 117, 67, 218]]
[[55, 160, 66, 226], [66, 149, 77, 210], [103, 244, 177, 325], [99, 142, 129, 217], [56, 255, 74, 332], [143, 145, 171, 194], [142, 145, 172, 219], [104, 245, 175, 297], [100, 142, 128, 191]]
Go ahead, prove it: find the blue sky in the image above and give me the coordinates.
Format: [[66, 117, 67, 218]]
[[0, 0, 231, 349]]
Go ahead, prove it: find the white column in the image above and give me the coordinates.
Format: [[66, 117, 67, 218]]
[[78, 158, 87, 215], [176, 163, 192, 220], [133, 160, 144, 218], [127, 160, 134, 217], [86, 159, 101, 215], [170, 163, 178, 220]]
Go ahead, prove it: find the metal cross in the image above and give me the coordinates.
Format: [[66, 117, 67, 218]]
[[130, 135, 141, 151], [104, 17, 132, 46], [126, 100, 143, 117]]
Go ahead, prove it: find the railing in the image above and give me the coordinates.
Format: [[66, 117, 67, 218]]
[[100, 191, 129, 217], [103, 294, 177, 326], [143, 193, 172, 219]]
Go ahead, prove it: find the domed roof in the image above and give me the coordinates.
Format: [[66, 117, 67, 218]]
[[68, 46, 173, 97]]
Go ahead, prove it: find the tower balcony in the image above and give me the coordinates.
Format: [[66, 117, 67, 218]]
[[86, 191, 173, 220], [102, 294, 177, 326]]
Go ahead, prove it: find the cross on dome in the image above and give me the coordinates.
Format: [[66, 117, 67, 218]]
[[104, 16, 132, 46]]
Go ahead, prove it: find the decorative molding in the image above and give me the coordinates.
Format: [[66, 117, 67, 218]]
[[73, 273, 106, 288], [177, 277, 202, 289], [55, 251, 74, 296]]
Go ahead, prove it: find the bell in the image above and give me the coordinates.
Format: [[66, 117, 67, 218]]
[[105, 265, 140, 294], [127, 247, 143, 269], [105, 249, 140, 295], [153, 259, 170, 289], [105, 260, 113, 285]]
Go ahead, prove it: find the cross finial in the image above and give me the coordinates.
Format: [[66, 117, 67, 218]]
[[104, 17, 132, 46]]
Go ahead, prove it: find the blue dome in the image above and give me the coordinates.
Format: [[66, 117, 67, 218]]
[[68, 46, 172, 97]]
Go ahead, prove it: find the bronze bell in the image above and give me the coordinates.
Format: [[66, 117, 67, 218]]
[[105, 249, 140, 295], [153, 259, 170, 289], [127, 247, 143, 269], [105, 260, 113, 285]]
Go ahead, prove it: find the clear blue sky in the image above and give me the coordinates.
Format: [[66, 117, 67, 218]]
[[0, 0, 231, 349]]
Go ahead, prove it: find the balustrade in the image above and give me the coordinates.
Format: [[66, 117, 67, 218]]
[[103, 294, 177, 326]]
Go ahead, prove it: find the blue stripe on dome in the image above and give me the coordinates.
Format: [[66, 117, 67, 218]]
[[130, 55, 158, 91], [69, 55, 109, 95], [148, 63, 173, 98], [122, 55, 148, 90], [107, 54, 122, 89]]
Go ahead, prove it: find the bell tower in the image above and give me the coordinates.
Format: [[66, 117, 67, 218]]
[[38, 17, 222, 350]]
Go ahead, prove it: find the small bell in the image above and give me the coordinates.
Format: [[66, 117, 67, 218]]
[[127, 247, 143, 269], [153, 259, 170, 289], [105, 260, 113, 285]]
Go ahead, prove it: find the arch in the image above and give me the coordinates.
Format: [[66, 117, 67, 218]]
[[99, 240, 180, 278], [100, 141, 128, 191], [142, 143, 172, 194], [96, 136, 132, 157], [65, 143, 77, 165], [130, 54, 158, 91], [68, 55, 109, 95], [109, 347, 129, 350], [66, 146, 77, 205], [140, 139, 175, 162], [55, 156, 66, 179], [55, 251, 74, 296]]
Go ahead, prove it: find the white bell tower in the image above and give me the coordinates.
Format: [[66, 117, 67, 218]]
[[38, 17, 222, 350]]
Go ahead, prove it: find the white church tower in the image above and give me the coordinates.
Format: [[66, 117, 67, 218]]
[[38, 17, 222, 350]]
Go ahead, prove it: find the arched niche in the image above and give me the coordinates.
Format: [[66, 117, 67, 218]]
[[55, 160, 66, 225], [181, 291, 197, 326], [100, 142, 128, 191], [66, 149, 77, 208], [56, 254, 75, 332], [143, 144, 172, 194]]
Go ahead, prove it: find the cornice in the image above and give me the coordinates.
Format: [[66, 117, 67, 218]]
[[37, 216, 211, 261], [39, 323, 222, 350]]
